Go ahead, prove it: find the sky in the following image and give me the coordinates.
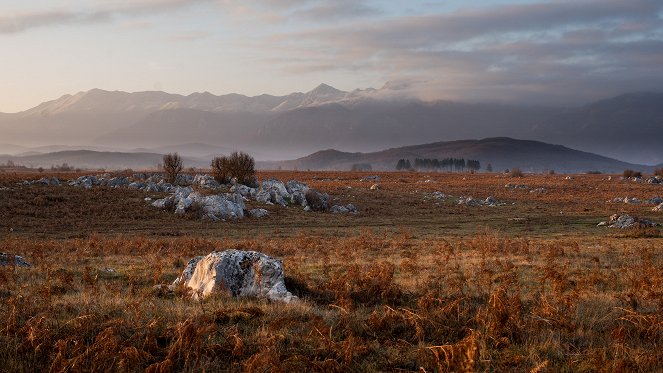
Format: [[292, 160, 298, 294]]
[[1, 0, 662, 112]]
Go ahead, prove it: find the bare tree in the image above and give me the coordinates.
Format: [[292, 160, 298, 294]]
[[163, 152, 183, 183]]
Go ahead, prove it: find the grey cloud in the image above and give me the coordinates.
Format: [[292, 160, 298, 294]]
[[293, 1, 381, 21], [0, 0, 210, 34], [266, 0, 663, 105]]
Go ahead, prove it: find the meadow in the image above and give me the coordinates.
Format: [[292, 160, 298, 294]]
[[0, 170, 661, 372]]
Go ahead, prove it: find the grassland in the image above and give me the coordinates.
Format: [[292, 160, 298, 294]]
[[0, 170, 661, 372]]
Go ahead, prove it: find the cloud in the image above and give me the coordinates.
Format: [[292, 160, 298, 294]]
[[0, 0, 210, 34], [264, 0, 663, 105]]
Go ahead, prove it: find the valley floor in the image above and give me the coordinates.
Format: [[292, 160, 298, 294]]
[[0, 171, 661, 371]]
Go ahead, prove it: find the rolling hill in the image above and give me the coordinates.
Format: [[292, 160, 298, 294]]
[[267, 137, 654, 173]]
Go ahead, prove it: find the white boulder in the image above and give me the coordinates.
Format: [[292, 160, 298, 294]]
[[172, 250, 297, 302]]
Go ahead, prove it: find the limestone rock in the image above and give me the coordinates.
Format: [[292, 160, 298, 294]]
[[172, 250, 297, 302], [598, 214, 658, 229], [249, 208, 269, 218], [0, 252, 31, 267]]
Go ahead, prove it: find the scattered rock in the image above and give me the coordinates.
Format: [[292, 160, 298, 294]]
[[360, 175, 380, 182], [305, 189, 330, 211], [370, 184, 380, 190], [647, 176, 662, 184], [504, 183, 528, 190], [172, 250, 297, 302], [529, 187, 546, 193], [597, 214, 658, 229], [0, 252, 31, 267], [330, 204, 359, 214], [249, 208, 269, 218]]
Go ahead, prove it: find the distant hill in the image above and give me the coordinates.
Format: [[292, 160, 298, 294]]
[[267, 137, 653, 173], [0, 150, 207, 170], [1, 85, 662, 164]]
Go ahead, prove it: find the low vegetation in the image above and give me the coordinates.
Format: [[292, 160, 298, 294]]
[[211, 151, 256, 186], [623, 169, 642, 179], [0, 170, 661, 371]]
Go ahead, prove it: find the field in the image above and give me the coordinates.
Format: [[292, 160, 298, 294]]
[[1, 170, 662, 372]]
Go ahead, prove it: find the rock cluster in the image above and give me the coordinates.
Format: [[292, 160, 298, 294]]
[[151, 186, 245, 221], [607, 196, 662, 205], [504, 183, 528, 190], [0, 252, 31, 267], [458, 196, 504, 207], [597, 214, 659, 229], [172, 250, 297, 303]]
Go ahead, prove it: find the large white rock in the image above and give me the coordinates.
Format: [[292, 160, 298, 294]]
[[172, 250, 297, 302]]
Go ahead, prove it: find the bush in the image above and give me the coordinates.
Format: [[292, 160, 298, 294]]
[[163, 153, 183, 183], [623, 169, 642, 178], [654, 168, 663, 177], [509, 168, 524, 177], [211, 151, 256, 186]]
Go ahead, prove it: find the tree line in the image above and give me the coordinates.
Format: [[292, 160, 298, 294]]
[[396, 158, 482, 172]]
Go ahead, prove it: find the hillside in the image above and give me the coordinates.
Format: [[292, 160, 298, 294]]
[[269, 137, 653, 173]]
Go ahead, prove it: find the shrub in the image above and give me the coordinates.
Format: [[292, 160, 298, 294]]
[[623, 169, 642, 178], [654, 168, 663, 177], [509, 168, 524, 177], [211, 151, 256, 186], [163, 153, 183, 183]]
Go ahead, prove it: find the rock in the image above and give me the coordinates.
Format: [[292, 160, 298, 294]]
[[565, 176, 574, 180], [128, 182, 145, 189], [172, 250, 297, 302], [193, 174, 220, 188], [370, 184, 380, 190], [529, 188, 546, 193], [143, 182, 161, 193], [647, 176, 662, 184], [151, 197, 174, 209], [431, 191, 447, 199], [607, 176, 612, 181], [255, 189, 272, 204], [305, 189, 330, 211], [230, 184, 256, 199], [262, 179, 290, 199], [198, 194, 245, 221], [653, 203, 663, 212], [176, 174, 194, 185], [458, 197, 481, 207], [285, 180, 309, 194], [485, 196, 497, 205], [330, 203, 360, 214], [598, 214, 658, 229], [50, 177, 60, 186], [623, 197, 640, 204], [0, 252, 31, 267], [249, 208, 269, 218], [650, 196, 663, 205], [360, 175, 380, 182], [504, 183, 528, 190]]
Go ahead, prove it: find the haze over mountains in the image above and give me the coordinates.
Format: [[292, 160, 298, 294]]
[[1, 84, 662, 170]]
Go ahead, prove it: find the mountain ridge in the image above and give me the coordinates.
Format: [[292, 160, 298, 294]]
[[1, 85, 662, 164]]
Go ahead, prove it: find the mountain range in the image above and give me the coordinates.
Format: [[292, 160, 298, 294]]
[[0, 84, 662, 165]]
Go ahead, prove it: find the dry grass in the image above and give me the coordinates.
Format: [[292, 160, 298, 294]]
[[0, 170, 662, 371]]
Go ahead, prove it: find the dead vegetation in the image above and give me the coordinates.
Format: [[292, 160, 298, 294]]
[[0, 171, 662, 371]]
